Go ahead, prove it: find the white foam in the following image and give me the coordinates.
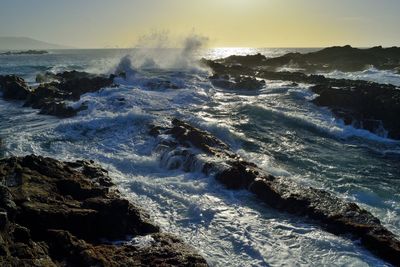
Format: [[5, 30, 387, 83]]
[[320, 67, 400, 87], [1, 48, 399, 266]]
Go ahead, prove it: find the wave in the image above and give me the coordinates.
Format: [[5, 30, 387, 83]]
[[108, 33, 210, 84], [1, 47, 399, 266], [320, 67, 400, 87], [243, 103, 400, 145]]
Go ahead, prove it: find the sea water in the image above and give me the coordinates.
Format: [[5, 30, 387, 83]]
[[0, 48, 399, 266]]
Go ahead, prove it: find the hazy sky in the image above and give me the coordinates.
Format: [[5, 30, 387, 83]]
[[0, 0, 399, 48]]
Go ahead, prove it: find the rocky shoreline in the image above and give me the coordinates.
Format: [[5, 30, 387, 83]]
[[1, 46, 400, 139], [151, 119, 400, 266], [1, 46, 400, 265], [0, 155, 208, 266], [201, 49, 400, 140], [0, 71, 115, 118], [215, 45, 400, 73]]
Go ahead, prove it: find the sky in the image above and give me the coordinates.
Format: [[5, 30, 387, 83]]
[[0, 0, 399, 48]]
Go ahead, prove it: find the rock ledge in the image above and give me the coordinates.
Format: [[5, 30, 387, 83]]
[[0, 155, 207, 266]]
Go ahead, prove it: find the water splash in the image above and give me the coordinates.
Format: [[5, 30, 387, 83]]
[[110, 32, 209, 81]]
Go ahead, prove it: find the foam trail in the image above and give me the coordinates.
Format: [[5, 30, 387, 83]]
[[321, 67, 400, 87]]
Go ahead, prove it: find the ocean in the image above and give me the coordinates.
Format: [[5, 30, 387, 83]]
[[0, 48, 399, 266]]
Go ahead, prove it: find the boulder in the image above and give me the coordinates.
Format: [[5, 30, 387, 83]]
[[214, 45, 400, 72], [311, 83, 400, 139], [0, 155, 208, 266], [1, 72, 114, 118], [152, 119, 400, 266], [203, 56, 400, 139], [210, 74, 265, 91], [0, 75, 31, 100]]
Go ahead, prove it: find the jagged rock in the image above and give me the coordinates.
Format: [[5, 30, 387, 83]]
[[0, 75, 31, 100], [47, 230, 206, 267], [210, 74, 265, 90], [152, 119, 400, 266], [56, 75, 114, 101], [311, 84, 400, 139], [1, 72, 113, 118], [35, 72, 59, 83], [214, 45, 400, 72], [219, 53, 267, 67], [203, 56, 400, 140], [0, 155, 208, 266]]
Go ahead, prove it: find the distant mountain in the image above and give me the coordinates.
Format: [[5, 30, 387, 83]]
[[0, 37, 72, 51]]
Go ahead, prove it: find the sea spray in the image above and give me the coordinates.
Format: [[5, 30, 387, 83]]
[[1, 48, 399, 266], [110, 31, 210, 82]]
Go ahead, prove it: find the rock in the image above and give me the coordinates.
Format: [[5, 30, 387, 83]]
[[12, 225, 31, 243], [203, 56, 400, 140], [214, 45, 400, 72], [1, 71, 114, 118], [0, 75, 31, 100], [0, 155, 208, 266], [152, 119, 400, 266], [166, 118, 230, 155], [35, 72, 59, 83], [47, 230, 207, 267], [218, 53, 267, 67], [0, 212, 7, 230], [57, 74, 114, 100], [210, 74, 265, 90], [38, 102, 78, 118], [0, 138, 4, 159], [311, 83, 400, 139]]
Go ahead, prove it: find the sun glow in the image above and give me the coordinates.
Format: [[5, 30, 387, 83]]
[[0, 0, 398, 48]]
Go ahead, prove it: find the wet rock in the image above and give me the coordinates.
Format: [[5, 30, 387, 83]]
[[37, 102, 79, 117], [56, 74, 114, 100], [166, 118, 230, 155], [12, 225, 31, 243], [0, 75, 31, 100], [1, 71, 114, 118], [311, 83, 400, 139], [35, 72, 58, 83], [210, 74, 265, 90], [47, 230, 207, 267], [0, 155, 208, 266], [214, 45, 400, 72], [219, 53, 267, 67], [203, 56, 400, 140], [0, 212, 7, 230], [153, 119, 400, 266]]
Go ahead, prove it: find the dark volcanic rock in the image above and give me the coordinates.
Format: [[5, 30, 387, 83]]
[[203, 56, 400, 140], [214, 45, 400, 72], [152, 119, 400, 266], [219, 53, 267, 67], [210, 74, 265, 91], [0, 75, 31, 100], [1, 71, 114, 118], [0, 155, 208, 266], [310, 83, 400, 139], [55, 71, 114, 100]]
